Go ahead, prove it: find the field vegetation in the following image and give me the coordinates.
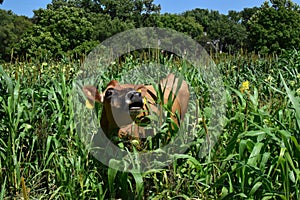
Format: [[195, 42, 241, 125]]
[[1, 0, 300, 199], [1, 49, 300, 199]]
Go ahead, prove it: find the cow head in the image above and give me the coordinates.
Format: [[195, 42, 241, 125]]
[[82, 80, 150, 137]]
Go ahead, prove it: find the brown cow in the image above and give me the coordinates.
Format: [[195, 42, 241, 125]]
[[82, 74, 189, 139]]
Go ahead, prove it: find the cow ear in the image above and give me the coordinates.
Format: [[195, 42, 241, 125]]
[[107, 80, 119, 87], [82, 85, 103, 103]]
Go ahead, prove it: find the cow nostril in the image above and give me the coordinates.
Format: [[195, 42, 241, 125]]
[[126, 91, 143, 108], [133, 92, 141, 98], [127, 91, 141, 100], [133, 92, 142, 102]]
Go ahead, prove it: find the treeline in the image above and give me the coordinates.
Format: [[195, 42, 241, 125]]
[[0, 0, 300, 61]]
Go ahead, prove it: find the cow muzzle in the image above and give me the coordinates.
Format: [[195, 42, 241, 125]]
[[125, 91, 144, 114]]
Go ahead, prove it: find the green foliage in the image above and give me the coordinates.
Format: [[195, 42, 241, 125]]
[[50, 0, 161, 27], [90, 12, 135, 41], [1, 0, 300, 198], [157, 14, 203, 40], [0, 61, 106, 198], [96, 0, 160, 26], [14, 6, 97, 60], [0, 10, 32, 61], [184, 9, 223, 32], [184, 9, 247, 53], [247, 0, 300, 53], [1, 50, 300, 198], [2, 0, 300, 60], [12, 1, 140, 60], [207, 14, 247, 53]]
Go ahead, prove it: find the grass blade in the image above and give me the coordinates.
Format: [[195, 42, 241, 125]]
[[280, 72, 300, 129]]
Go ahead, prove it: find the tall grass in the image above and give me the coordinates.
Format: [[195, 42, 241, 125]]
[[0, 50, 300, 199]]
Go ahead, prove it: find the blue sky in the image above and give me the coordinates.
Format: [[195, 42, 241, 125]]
[[1, 0, 300, 17]]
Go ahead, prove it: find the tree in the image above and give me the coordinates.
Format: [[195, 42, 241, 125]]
[[49, 0, 161, 27], [15, 6, 97, 59], [94, 0, 161, 26], [247, 0, 300, 53], [0, 9, 32, 61], [157, 14, 203, 40], [184, 9, 247, 53], [0, 0, 3, 4], [15, 2, 136, 60], [49, 0, 103, 13], [183, 9, 219, 32], [239, 7, 260, 27], [207, 15, 247, 53], [90, 12, 135, 41]]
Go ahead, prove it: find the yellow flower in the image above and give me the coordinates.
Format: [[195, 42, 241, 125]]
[[240, 81, 250, 93], [137, 89, 147, 105]]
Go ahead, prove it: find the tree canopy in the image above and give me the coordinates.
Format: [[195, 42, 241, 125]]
[[0, 10, 32, 61], [15, 6, 97, 59], [247, 0, 300, 53], [1, 0, 300, 61], [157, 14, 203, 40]]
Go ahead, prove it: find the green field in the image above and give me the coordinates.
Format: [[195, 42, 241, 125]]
[[1, 50, 300, 199]]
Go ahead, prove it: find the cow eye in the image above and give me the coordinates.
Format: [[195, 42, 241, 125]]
[[105, 88, 114, 97]]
